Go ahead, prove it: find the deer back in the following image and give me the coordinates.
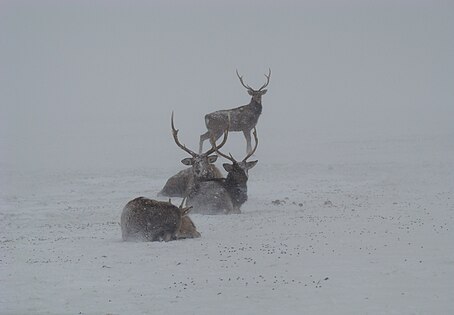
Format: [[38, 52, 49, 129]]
[[158, 168, 192, 197]]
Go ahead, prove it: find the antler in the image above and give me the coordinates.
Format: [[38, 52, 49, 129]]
[[215, 128, 258, 163], [258, 68, 271, 91], [171, 111, 197, 157], [236, 69, 253, 90], [179, 197, 193, 215], [214, 144, 237, 163], [179, 197, 186, 208], [242, 128, 259, 162]]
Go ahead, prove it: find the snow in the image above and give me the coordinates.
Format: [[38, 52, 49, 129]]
[[1, 134, 453, 314]]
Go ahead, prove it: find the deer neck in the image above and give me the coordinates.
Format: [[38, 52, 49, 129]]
[[249, 98, 262, 115], [225, 172, 247, 190], [224, 173, 248, 207]]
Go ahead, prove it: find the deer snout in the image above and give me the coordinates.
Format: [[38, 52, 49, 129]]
[[193, 166, 202, 176], [194, 164, 210, 177]]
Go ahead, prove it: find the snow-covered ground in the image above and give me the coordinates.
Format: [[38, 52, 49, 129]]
[[1, 134, 453, 314]]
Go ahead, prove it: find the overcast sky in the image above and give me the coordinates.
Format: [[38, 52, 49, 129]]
[[1, 0, 453, 172]]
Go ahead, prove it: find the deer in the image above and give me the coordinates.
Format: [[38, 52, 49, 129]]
[[159, 112, 226, 198], [121, 197, 201, 242], [170, 112, 235, 215], [199, 69, 271, 155], [210, 128, 259, 213]]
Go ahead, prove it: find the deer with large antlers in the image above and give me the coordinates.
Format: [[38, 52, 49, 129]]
[[199, 69, 271, 155], [190, 128, 259, 214], [159, 112, 225, 198], [170, 112, 235, 214]]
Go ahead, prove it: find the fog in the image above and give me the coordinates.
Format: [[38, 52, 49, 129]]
[[1, 0, 453, 172]]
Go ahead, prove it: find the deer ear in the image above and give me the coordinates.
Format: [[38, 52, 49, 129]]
[[247, 90, 254, 96], [207, 155, 218, 163], [223, 163, 234, 173], [246, 160, 258, 170], [181, 158, 194, 166], [261, 89, 267, 95]]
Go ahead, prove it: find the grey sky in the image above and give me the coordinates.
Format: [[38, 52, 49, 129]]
[[1, 0, 453, 171]]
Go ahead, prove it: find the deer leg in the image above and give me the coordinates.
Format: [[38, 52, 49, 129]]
[[199, 131, 211, 153], [243, 130, 252, 154], [211, 131, 223, 147]]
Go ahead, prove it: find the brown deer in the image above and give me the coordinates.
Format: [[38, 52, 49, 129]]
[[121, 197, 200, 242], [159, 112, 226, 197], [159, 112, 226, 198], [199, 69, 270, 154], [210, 128, 259, 213], [171, 112, 235, 215]]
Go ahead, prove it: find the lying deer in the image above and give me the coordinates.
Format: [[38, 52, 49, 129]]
[[159, 112, 226, 198], [211, 128, 259, 212], [170, 112, 235, 215], [121, 197, 200, 242], [199, 69, 270, 154]]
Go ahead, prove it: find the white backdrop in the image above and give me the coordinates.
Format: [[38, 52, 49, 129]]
[[1, 0, 453, 171]]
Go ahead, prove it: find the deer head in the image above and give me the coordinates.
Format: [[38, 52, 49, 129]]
[[171, 111, 228, 179], [175, 197, 201, 239], [236, 69, 271, 104]]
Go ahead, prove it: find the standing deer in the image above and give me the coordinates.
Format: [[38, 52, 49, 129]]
[[210, 128, 259, 213], [121, 197, 200, 242], [171, 112, 235, 214], [199, 69, 271, 154]]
